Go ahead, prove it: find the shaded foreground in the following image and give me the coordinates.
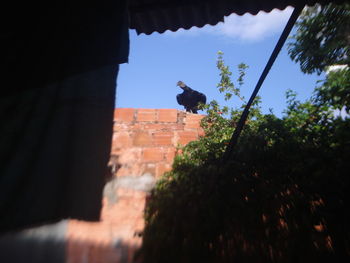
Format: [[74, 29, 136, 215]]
[[139, 115, 350, 263]]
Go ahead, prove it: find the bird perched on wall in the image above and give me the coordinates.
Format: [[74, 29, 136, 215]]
[[176, 81, 206, 114]]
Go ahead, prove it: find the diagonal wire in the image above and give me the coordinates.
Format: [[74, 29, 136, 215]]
[[222, 4, 305, 163]]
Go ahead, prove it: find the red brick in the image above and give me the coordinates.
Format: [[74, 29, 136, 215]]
[[130, 123, 145, 131], [143, 123, 167, 130], [198, 128, 205, 137], [113, 123, 129, 132], [117, 149, 142, 165], [156, 163, 172, 178], [165, 147, 176, 163], [103, 188, 146, 223], [114, 108, 135, 122], [145, 123, 185, 131], [137, 109, 156, 122], [153, 131, 174, 146], [185, 113, 205, 129], [116, 164, 144, 177], [67, 220, 112, 243], [142, 148, 164, 162], [157, 109, 178, 122], [67, 240, 125, 263], [115, 188, 147, 200], [89, 245, 121, 263], [143, 163, 156, 176], [112, 132, 131, 149], [133, 132, 152, 146], [115, 167, 129, 177], [170, 123, 186, 130], [177, 131, 199, 145], [134, 217, 145, 232]]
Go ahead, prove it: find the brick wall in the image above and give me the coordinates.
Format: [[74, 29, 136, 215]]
[[67, 108, 204, 263]]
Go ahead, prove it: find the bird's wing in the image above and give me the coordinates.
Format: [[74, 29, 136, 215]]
[[199, 93, 206, 104], [176, 93, 184, 105]]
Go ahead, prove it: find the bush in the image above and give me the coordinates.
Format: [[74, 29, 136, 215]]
[[137, 52, 350, 263]]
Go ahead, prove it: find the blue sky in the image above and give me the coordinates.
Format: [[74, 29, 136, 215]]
[[116, 7, 322, 117]]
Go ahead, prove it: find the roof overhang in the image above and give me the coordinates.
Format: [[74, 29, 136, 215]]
[[129, 0, 346, 34]]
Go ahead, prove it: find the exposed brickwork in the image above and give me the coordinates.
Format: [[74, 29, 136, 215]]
[[142, 147, 165, 162], [136, 109, 157, 122], [165, 147, 176, 163], [153, 131, 174, 146], [67, 108, 204, 263], [156, 162, 172, 178], [112, 132, 132, 149], [133, 132, 153, 146], [185, 113, 205, 129], [157, 109, 178, 122], [114, 108, 135, 123], [177, 130, 200, 145]]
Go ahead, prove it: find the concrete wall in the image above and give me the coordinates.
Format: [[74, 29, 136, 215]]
[[0, 108, 204, 263]]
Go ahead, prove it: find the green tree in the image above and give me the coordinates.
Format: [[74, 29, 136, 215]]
[[288, 3, 350, 75], [288, 3, 350, 111], [316, 68, 350, 111]]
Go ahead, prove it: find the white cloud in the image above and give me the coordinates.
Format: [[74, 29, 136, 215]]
[[216, 7, 294, 42], [164, 7, 294, 42]]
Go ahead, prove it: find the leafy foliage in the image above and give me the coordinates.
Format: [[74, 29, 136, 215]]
[[316, 68, 350, 111], [288, 3, 350, 75], [288, 3, 350, 112]]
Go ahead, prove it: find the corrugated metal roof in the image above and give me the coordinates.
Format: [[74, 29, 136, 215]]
[[129, 0, 346, 34]]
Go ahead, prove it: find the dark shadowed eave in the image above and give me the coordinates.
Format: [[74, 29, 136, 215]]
[[129, 0, 346, 35]]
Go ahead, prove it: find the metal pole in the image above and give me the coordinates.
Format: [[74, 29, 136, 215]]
[[222, 5, 305, 163]]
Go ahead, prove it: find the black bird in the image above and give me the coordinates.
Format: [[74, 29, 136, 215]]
[[176, 81, 206, 114]]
